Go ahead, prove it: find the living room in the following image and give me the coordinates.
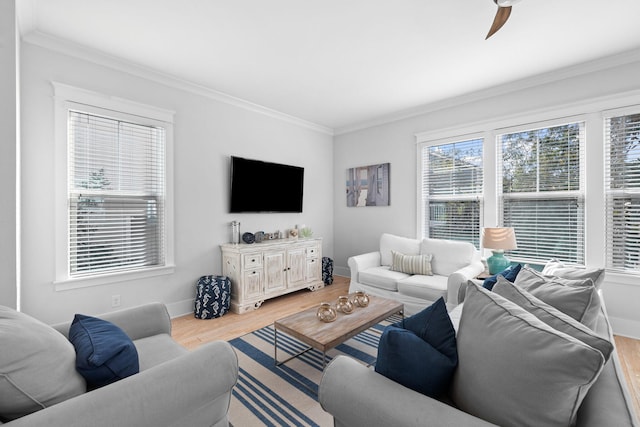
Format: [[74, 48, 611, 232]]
[[3, 1, 640, 425], [4, 1, 640, 336]]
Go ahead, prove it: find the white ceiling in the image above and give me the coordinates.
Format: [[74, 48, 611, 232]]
[[17, 0, 640, 132]]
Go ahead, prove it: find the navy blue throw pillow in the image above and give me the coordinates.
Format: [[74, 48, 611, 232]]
[[483, 263, 522, 291], [69, 314, 139, 389], [375, 298, 457, 397]]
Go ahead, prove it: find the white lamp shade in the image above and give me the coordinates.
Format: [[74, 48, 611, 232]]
[[482, 227, 518, 250]]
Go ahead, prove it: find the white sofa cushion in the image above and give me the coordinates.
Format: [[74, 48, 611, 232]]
[[421, 238, 475, 276], [397, 274, 448, 301], [358, 266, 409, 292], [380, 233, 420, 266]]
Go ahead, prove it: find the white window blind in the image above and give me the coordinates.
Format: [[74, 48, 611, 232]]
[[605, 110, 640, 272], [68, 110, 166, 277], [498, 122, 585, 264], [422, 138, 483, 248]]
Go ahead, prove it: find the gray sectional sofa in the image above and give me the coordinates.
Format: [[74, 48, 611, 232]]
[[1, 303, 238, 427], [320, 267, 639, 427], [348, 233, 484, 314]]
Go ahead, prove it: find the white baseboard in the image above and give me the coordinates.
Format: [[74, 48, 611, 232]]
[[166, 298, 195, 319], [609, 315, 640, 340], [334, 266, 350, 278]]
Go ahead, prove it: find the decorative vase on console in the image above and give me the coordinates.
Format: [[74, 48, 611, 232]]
[[230, 221, 240, 244]]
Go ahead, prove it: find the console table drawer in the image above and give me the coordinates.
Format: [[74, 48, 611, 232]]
[[243, 253, 262, 269], [306, 246, 319, 258]]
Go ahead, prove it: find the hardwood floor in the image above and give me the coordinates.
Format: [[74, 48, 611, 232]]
[[615, 335, 640, 417], [172, 275, 352, 349], [172, 275, 640, 418]]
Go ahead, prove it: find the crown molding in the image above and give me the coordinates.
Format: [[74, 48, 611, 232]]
[[21, 30, 334, 136], [334, 48, 640, 136]]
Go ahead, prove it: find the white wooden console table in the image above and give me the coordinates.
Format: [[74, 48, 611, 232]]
[[221, 238, 323, 314]]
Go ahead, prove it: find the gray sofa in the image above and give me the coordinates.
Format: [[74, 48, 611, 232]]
[[319, 283, 639, 427], [348, 233, 484, 315], [1, 303, 238, 427]]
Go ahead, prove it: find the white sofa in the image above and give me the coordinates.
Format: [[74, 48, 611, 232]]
[[348, 233, 484, 315]]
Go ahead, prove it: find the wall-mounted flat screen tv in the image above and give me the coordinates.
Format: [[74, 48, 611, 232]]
[[229, 156, 304, 213]]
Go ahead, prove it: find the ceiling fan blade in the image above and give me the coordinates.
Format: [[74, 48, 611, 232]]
[[486, 6, 512, 39]]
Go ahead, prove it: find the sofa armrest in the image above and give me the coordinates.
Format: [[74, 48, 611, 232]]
[[446, 261, 485, 306], [52, 302, 171, 342], [348, 252, 381, 282], [319, 356, 496, 427], [7, 341, 238, 427]]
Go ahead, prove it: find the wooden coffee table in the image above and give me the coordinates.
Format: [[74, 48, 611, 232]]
[[273, 294, 403, 370]]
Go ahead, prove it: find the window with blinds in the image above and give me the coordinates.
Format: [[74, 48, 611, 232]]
[[605, 111, 640, 272], [498, 122, 585, 264], [68, 110, 166, 277], [422, 138, 483, 248]]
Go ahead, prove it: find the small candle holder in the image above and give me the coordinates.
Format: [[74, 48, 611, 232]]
[[352, 291, 370, 307], [317, 302, 337, 323], [336, 295, 354, 314]]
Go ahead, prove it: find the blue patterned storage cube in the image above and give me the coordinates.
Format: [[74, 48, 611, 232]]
[[194, 275, 231, 319], [322, 257, 334, 285]]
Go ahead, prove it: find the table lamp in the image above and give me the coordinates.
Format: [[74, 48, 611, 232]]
[[482, 227, 518, 274]]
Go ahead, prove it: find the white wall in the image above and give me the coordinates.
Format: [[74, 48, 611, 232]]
[[334, 55, 640, 338], [0, 0, 18, 309], [20, 42, 333, 324]]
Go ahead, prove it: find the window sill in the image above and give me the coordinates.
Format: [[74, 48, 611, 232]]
[[603, 270, 640, 287], [54, 265, 176, 291]]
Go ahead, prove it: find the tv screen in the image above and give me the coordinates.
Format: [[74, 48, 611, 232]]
[[230, 156, 304, 213]]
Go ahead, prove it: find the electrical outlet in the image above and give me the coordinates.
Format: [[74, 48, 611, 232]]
[[111, 294, 121, 307]]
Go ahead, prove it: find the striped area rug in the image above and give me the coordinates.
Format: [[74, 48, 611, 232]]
[[228, 314, 401, 427]]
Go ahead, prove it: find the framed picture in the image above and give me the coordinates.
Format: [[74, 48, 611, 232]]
[[346, 163, 390, 207]]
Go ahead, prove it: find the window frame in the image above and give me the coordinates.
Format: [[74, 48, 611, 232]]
[[54, 83, 175, 290], [415, 90, 640, 282], [418, 135, 485, 247], [496, 117, 587, 265], [603, 106, 640, 274]]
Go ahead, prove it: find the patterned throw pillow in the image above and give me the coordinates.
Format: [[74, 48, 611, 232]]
[[390, 250, 433, 275]]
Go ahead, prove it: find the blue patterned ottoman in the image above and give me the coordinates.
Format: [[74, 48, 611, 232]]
[[194, 275, 231, 319], [322, 257, 334, 285]]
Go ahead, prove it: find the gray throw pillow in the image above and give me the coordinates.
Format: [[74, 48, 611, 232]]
[[493, 276, 613, 360], [517, 265, 589, 288], [451, 283, 606, 427], [0, 306, 86, 420], [542, 258, 605, 289], [514, 266, 601, 328]]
